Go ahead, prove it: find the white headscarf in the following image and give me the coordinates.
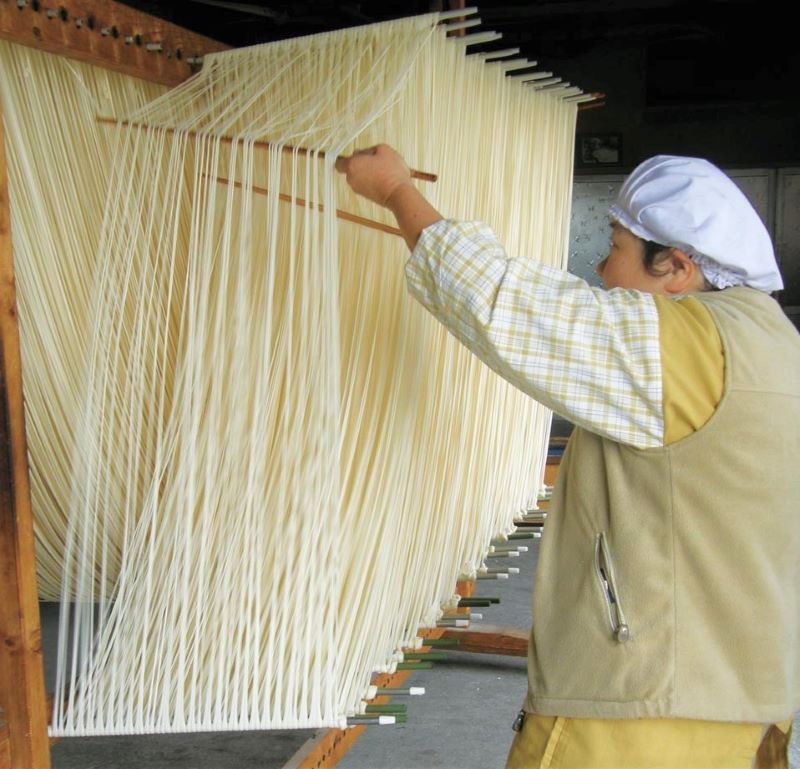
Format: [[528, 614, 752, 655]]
[[608, 155, 783, 292]]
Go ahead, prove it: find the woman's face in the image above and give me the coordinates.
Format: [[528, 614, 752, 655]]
[[596, 223, 673, 294]]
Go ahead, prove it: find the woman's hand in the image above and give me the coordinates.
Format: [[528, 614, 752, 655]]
[[335, 144, 413, 207], [336, 143, 443, 249]]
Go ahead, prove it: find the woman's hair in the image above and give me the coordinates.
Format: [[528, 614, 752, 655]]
[[641, 239, 671, 275], [641, 238, 719, 291]]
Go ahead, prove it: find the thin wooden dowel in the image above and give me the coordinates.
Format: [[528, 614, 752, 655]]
[[213, 176, 403, 238], [578, 100, 607, 112], [577, 92, 606, 111], [95, 117, 438, 182]]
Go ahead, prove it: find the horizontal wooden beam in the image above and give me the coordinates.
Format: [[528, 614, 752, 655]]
[[439, 624, 529, 657], [455, 579, 475, 598], [282, 722, 368, 769], [0, 0, 229, 86]]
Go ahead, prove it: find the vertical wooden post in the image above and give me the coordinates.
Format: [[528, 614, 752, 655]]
[[0, 106, 52, 769]]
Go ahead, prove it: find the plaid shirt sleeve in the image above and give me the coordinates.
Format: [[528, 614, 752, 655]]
[[405, 219, 665, 449]]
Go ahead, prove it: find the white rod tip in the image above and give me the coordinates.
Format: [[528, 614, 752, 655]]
[[444, 18, 482, 32], [438, 6, 480, 20]]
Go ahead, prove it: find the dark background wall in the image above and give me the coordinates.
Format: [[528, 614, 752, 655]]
[[557, 29, 799, 173]]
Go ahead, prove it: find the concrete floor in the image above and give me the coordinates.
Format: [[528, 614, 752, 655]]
[[41, 541, 799, 769]]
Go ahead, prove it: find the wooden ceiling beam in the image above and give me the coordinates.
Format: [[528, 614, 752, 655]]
[[0, 0, 229, 86]]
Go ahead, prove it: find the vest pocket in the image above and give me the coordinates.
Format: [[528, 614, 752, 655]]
[[594, 532, 630, 643]]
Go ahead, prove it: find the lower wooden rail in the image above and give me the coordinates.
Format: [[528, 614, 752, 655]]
[[439, 625, 529, 657]]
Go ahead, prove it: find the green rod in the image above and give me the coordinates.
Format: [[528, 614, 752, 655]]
[[420, 638, 461, 647], [404, 651, 448, 661], [365, 704, 407, 714]]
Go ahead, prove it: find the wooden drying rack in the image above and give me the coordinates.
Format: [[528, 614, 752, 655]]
[[0, 2, 573, 766]]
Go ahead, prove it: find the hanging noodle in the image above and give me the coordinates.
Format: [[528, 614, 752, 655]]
[[0, 13, 577, 736], [0, 41, 167, 595]]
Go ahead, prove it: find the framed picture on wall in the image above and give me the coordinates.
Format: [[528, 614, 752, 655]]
[[577, 134, 622, 167]]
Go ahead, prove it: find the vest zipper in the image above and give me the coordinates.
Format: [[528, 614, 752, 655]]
[[594, 532, 630, 643]]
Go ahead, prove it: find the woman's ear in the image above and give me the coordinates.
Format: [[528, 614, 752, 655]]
[[663, 248, 704, 294]]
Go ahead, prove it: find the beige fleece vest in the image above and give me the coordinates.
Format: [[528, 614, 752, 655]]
[[524, 287, 800, 722]]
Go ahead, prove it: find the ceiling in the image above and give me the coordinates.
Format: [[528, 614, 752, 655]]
[[120, 0, 797, 108]]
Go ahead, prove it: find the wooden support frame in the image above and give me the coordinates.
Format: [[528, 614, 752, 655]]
[[0, 105, 51, 769]]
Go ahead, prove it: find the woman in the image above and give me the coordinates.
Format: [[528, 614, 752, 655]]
[[336, 146, 799, 769]]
